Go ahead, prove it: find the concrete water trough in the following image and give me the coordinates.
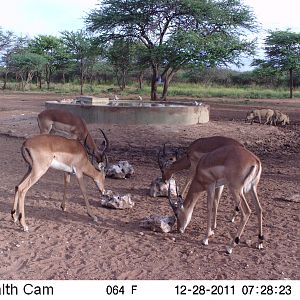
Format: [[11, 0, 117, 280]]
[[45, 96, 210, 125]]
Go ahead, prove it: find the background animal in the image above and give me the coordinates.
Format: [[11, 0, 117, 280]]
[[37, 109, 108, 164], [245, 109, 274, 125], [272, 110, 290, 126]]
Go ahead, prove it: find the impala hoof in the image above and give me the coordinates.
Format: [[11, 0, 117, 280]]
[[93, 216, 98, 222], [23, 226, 29, 232], [202, 238, 209, 246], [226, 246, 233, 254], [258, 243, 264, 250]]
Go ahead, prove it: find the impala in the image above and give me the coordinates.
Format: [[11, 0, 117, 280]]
[[159, 136, 243, 228], [168, 144, 263, 254], [37, 109, 108, 164], [12, 134, 107, 232]]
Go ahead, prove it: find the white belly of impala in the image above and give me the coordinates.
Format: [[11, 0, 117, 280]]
[[50, 159, 74, 173]]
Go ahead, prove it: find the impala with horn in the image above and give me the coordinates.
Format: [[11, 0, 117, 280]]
[[37, 109, 109, 164], [12, 134, 107, 232], [168, 144, 263, 254], [159, 136, 244, 228]]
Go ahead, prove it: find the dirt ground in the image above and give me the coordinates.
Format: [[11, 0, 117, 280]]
[[0, 92, 299, 280]]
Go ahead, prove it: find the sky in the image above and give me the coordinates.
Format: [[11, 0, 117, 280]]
[[0, 0, 99, 37], [1, 0, 299, 69]]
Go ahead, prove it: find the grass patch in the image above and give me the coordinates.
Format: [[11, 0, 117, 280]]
[[2, 81, 300, 99]]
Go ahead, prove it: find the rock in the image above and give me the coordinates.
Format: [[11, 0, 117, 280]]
[[149, 177, 176, 197], [286, 194, 300, 203], [100, 190, 134, 209], [140, 215, 176, 233], [106, 161, 134, 179]]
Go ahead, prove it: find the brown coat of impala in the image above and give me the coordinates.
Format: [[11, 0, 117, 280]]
[[160, 136, 244, 229], [37, 109, 108, 164], [168, 144, 263, 254], [12, 134, 106, 232]]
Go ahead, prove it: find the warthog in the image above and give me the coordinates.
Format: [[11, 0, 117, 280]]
[[272, 110, 290, 126], [245, 109, 274, 125]]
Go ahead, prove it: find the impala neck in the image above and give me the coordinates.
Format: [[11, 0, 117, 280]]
[[83, 161, 105, 192], [163, 154, 191, 181]]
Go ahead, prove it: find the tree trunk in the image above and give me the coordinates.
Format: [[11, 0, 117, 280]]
[[160, 70, 176, 101], [289, 68, 293, 98], [138, 71, 144, 89], [150, 64, 159, 101], [62, 72, 66, 85], [2, 71, 8, 90], [80, 58, 84, 95], [160, 76, 172, 101], [46, 64, 50, 90], [37, 73, 42, 89]]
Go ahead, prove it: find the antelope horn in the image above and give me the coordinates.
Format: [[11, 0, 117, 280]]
[[175, 149, 179, 160], [157, 147, 164, 171], [99, 129, 109, 156], [163, 143, 166, 156], [83, 134, 93, 157]]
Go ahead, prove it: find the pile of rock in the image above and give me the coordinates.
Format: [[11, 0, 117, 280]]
[[100, 190, 134, 209], [106, 161, 134, 179], [149, 177, 176, 197], [140, 215, 176, 233]]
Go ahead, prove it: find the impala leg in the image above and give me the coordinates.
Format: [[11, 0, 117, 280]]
[[226, 190, 251, 254], [11, 167, 32, 222], [202, 184, 216, 246], [76, 174, 98, 222], [17, 166, 48, 231], [212, 185, 224, 230], [231, 205, 240, 223], [12, 186, 20, 223], [61, 172, 71, 211], [250, 186, 264, 249]]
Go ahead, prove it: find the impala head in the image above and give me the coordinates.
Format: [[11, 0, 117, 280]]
[[158, 144, 178, 182], [245, 111, 254, 122], [168, 183, 191, 233], [95, 162, 106, 194]]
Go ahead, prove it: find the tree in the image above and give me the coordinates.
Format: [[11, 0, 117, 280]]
[[1, 32, 30, 90], [0, 27, 14, 51], [0, 28, 15, 89], [107, 39, 136, 90], [29, 35, 64, 89], [252, 30, 300, 98], [61, 30, 101, 95], [8, 52, 47, 90], [86, 0, 257, 100]]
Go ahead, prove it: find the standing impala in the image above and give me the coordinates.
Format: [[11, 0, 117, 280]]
[[168, 144, 263, 254], [12, 134, 106, 232], [37, 109, 108, 164], [159, 136, 244, 228]]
